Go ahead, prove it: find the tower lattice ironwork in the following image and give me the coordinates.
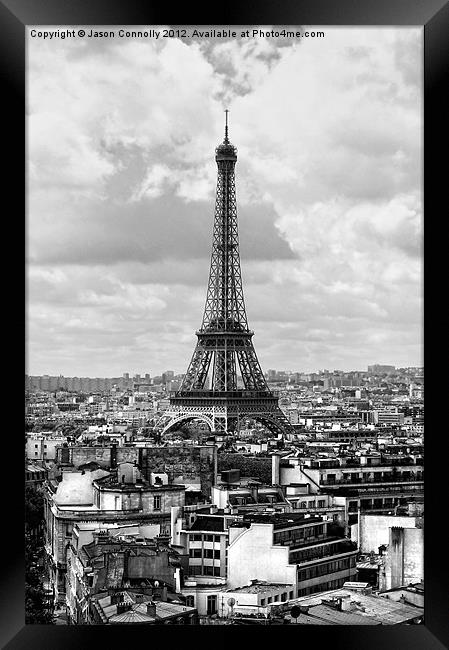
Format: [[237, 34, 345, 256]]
[[158, 112, 294, 436]]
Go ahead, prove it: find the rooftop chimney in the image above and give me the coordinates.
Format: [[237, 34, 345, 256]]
[[111, 592, 123, 605], [93, 530, 110, 544], [110, 443, 117, 469], [146, 601, 157, 618], [340, 595, 353, 612], [116, 603, 132, 614]]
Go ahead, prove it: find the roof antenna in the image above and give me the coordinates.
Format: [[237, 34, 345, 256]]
[[224, 109, 229, 143]]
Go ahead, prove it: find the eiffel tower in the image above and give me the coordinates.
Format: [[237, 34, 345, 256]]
[[158, 112, 294, 437]]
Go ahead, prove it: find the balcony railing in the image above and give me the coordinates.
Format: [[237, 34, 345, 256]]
[[310, 462, 341, 469], [289, 539, 357, 564], [320, 484, 423, 496], [320, 474, 423, 486], [275, 533, 329, 548]]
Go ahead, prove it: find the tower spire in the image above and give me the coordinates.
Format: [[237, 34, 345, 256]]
[[224, 108, 229, 143]]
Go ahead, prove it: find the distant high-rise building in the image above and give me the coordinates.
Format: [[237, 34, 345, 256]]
[[367, 364, 396, 374], [162, 371, 175, 385]]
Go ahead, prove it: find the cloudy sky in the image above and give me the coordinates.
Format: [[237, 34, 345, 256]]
[[26, 26, 423, 377]]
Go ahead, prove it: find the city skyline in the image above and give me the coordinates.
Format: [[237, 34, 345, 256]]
[[27, 26, 423, 377], [26, 363, 422, 381]]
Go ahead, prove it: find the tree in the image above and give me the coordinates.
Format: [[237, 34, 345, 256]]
[[25, 557, 55, 624], [25, 486, 55, 624], [25, 485, 45, 532]]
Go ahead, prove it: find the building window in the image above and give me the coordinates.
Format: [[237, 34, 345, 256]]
[[189, 549, 202, 558], [213, 549, 220, 560], [185, 596, 194, 607], [153, 495, 161, 510], [281, 593, 287, 602], [204, 534, 214, 542], [191, 534, 202, 542], [207, 595, 217, 615], [289, 591, 294, 599], [204, 566, 214, 576], [204, 549, 214, 559], [188, 565, 201, 575], [213, 567, 221, 576], [300, 502, 306, 509], [318, 500, 325, 508], [267, 597, 272, 604], [261, 599, 266, 606]]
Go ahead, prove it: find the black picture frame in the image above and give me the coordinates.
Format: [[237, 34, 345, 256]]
[[5, 0, 448, 648]]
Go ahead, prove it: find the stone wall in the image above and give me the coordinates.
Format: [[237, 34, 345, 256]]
[[386, 526, 424, 589], [56, 445, 138, 468], [218, 453, 272, 484], [358, 514, 418, 554], [139, 446, 217, 499], [55, 444, 218, 498]]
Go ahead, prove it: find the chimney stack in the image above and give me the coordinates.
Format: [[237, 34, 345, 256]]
[[110, 443, 117, 469], [272, 454, 280, 485], [146, 601, 157, 618], [340, 595, 352, 611], [116, 603, 132, 614]]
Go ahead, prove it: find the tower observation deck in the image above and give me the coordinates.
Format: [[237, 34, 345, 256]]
[[158, 112, 294, 436]]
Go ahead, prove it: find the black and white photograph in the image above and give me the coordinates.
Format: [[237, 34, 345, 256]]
[[24, 23, 426, 629]]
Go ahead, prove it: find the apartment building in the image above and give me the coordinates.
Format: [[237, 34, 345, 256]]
[[227, 513, 357, 598], [44, 463, 185, 604]]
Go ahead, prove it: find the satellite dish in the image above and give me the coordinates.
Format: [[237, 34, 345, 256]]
[[154, 581, 159, 587], [227, 598, 236, 607], [290, 605, 301, 620]]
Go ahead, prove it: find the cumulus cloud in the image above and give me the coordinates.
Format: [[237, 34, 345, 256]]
[[27, 26, 422, 375]]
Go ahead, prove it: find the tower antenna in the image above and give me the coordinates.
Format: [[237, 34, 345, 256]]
[[224, 109, 229, 143]]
